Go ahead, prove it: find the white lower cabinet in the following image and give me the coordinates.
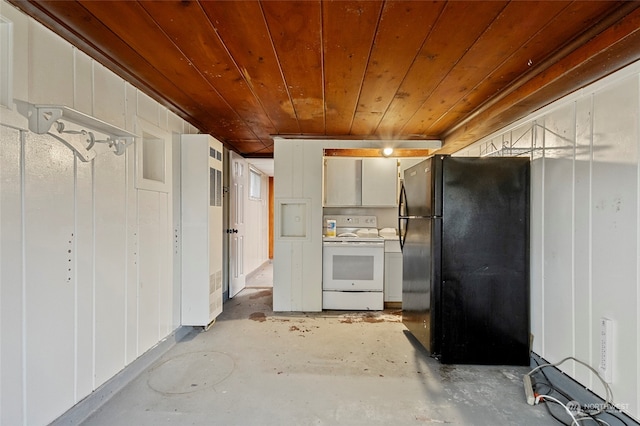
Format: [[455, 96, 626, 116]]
[[384, 240, 402, 303]]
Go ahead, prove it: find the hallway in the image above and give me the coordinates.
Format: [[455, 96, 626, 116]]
[[75, 282, 554, 425], [245, 261, 274, 289]]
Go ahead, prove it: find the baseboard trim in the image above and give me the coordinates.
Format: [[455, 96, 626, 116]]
[[50, 326, 196, 426]]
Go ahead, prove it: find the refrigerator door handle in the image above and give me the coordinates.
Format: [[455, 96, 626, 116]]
[[398, 183, 407, 251], [398, 182, 407, 217], [398, 217, 408, 251]]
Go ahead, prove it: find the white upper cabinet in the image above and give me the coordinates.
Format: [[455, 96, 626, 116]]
[[323, 158, 362, 206], [361, 158, 398, 206], [323, 157, 398, 207]]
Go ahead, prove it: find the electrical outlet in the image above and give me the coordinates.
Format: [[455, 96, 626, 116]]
[[598, 317, 613, 383]]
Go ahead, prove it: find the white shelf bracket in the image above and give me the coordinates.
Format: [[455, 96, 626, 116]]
[[14, 100, 136, 162]]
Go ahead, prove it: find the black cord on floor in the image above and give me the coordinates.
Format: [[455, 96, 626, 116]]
[[606, 410, 630, 426], [542, 398, 571, 426], [530, 357, 631, 426]]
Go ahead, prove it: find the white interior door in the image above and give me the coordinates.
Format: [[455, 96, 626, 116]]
[[229, 151, 246, 297]]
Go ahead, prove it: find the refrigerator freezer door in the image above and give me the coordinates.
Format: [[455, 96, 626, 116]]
[[402, 157, 442, 218], [439, 157, 530, 365]]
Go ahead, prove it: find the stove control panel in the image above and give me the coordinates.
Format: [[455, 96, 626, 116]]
[[325, 215, 377, 228]]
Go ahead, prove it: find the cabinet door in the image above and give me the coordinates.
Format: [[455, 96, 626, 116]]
[[323, 158, 361, 206], [362, 158, 398, 206], [384, 252, 403, 302]]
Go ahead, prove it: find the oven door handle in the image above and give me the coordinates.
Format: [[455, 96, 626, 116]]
[[323, 242, 384, 248]]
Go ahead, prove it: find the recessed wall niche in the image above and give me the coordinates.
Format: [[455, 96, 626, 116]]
[[135, 118, 171, 192]]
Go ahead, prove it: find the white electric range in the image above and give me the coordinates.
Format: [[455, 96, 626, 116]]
[[322, 215, 384, 310]]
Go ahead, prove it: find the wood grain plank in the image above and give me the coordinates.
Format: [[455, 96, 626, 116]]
[[426, 1, 625, 134], [375, 1, 508, 137], [441, 5, 640, 154], [140, 1, 276, 140], [76, 0, 259, 141], [405, 0, 574, 135], [322, 0, 383, 134], [199, 0, 300, 134], [261, 0, 324, 134], [351, 0, 446, 136]]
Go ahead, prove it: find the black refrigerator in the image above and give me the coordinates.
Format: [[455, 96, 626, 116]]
[[399, 156, 530, 365]]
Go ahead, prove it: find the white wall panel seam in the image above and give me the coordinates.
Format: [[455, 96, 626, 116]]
[[125, 88, 137, 362], [72, 47, 76, 109], [91, 158, 96, 391], [72, 47, 78, 401], [636, 73, 640, 417], [73, 155, 78, 402], [539, 120, 546, 357], [90, 58, 95, 117], [123, 161, 129, 365], [20, 128, 27, 425], [157, 201, 161, 340], [124, 147, 130, 363], [571, 101, 577, 376], [135, 186, 140, 357], [0, 125, 2, 426], [588, 92, 594, 390], [123, 151, 128, 363]]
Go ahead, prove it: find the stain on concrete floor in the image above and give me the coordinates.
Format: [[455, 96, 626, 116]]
[[249, 289, 272, 299], [249, 312, 266, 322]]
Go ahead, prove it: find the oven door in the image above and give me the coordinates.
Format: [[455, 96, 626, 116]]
[[323, 242, 384, 291]]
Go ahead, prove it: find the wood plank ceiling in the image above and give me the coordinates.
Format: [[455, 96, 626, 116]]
[[7, 0, 640, 158]]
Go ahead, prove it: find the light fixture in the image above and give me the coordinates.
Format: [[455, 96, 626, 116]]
[[382, 147, 394, 157]]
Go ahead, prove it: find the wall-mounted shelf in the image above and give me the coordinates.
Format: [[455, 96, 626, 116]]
[[14, 100, 136, 162]]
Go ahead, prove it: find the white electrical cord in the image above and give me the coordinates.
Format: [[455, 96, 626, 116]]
[[526, 356, 614, 415], [535, 394, 579, 425]]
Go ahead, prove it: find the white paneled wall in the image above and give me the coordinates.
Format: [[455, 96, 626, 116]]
[[22, 133, 76, 423], [273, 139, 328, 312], [245, 170, 270, 274], [0, 3, 198, 425], [457, 61, 640, 419]]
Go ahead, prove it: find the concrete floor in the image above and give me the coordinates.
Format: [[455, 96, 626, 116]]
[[245, 260, 274, 288], [81, 265, 555, 425]]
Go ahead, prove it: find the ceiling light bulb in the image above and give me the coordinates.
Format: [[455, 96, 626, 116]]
[[383, 147, 394, 156]]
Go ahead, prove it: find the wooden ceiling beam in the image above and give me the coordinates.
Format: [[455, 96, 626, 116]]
[[323, 148, 431, 157]]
